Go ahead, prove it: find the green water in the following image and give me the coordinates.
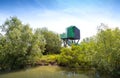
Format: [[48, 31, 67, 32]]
[[0, 66, 101, 78]]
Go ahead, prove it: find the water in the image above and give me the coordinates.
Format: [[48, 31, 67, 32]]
[[0, 66, 104, 78]]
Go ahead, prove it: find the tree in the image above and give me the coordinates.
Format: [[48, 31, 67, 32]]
[[0, 17, 46, 70], [35, 28, 61, 54], [94, 25, 120, 76]]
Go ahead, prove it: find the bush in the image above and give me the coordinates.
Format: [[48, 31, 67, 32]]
[[57, 45, 92, 68]]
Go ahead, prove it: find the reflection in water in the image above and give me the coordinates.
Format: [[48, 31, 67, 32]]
[[0, 66, 109, 78]]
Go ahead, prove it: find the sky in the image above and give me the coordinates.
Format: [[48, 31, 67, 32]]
[[0, 0, 120, 41]]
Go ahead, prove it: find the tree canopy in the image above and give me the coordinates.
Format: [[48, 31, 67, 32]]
[[0, 17, 46, 70], [35, 28, 61, 54]]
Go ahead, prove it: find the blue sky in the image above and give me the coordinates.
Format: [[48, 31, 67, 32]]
[[0, 0, 120, 40]]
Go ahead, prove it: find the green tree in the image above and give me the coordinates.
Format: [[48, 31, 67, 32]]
[[94, 24, 120, 76], [35, 28, 61, 54], [0, 17, 46, 70]]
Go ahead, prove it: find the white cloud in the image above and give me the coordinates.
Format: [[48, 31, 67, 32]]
[[17, 9, 101, 41], [0, 7, 120, 41]]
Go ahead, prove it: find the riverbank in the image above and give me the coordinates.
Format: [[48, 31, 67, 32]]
[[0, 65, 112, 78], [0, 54, 119, 78], [34, 55, 58, 66]]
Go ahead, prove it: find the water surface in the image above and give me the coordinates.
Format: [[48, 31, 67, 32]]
[[0, 66, 105, 78]]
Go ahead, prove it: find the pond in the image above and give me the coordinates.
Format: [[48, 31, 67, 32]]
[[0, 66, 109, 78]]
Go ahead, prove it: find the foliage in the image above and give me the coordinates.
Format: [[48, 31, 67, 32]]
[[37, 54, 59, 65], [58, 46, 79, 67], [0, 17, 46, 70], [58, 24, 120, 77], [93, 25, 120, 76], [81, 25, 120, 77], [35, 28, 61, 54], [0, 17, 119, 77], [57, 45, 93, 68]]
